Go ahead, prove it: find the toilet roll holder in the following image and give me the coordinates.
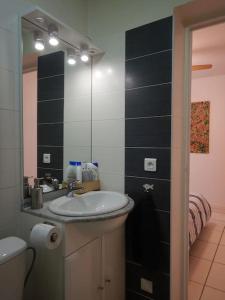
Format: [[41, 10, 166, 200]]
[[30, 221, 58, 243]]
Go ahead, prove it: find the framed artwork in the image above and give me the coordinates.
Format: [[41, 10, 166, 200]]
[[190, 101, 210, 153]]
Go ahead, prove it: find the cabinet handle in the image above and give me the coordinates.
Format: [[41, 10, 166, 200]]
[[98, 286, 104, 290]]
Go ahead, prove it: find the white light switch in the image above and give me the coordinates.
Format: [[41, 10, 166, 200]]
[[141, 278, 153, 294], [144, 158, 157, 172], [43, 153, 51, 164]]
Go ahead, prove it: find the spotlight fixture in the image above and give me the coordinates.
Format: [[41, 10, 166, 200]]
[[48, 24, 59, 47], [67, 48, 76, 65], [34, 31, 45, 51], [80, 50, 89, 62], [80, 45, 90, 62]]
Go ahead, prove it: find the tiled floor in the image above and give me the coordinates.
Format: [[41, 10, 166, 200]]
[[189, 211, 225, 300]]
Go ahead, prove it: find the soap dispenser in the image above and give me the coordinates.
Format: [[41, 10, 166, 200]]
[[31, 178, 44, 209]]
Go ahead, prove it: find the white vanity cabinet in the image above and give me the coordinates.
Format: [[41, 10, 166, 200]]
[[64, 217, 126, 300]]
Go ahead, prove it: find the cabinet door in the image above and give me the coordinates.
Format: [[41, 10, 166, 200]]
[[65, 238, 103, 300], [103, 226, 125, 300]]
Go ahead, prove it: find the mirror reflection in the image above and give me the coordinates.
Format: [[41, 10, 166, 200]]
[[22, 17, 92, 196]]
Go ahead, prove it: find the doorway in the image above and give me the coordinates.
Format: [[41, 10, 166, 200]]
[[188, 22, 225, 299], [171, 1, 225, 300]]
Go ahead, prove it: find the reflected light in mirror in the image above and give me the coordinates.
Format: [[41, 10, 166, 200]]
[[107, 68, 113, 74], [81, 51, 89, 62], [49, 34, 59, 46], [34, 39, 45, 51], [67, 57, 76, 65], [95, 70, 103, 79]]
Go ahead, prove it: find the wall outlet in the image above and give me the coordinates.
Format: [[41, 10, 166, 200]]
[[43, 153, 51, 164], [141, 278, 153, 294], [144, 158, 157, 172]]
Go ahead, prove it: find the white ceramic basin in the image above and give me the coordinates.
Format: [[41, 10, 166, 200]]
[[48, 191, 129, 217]]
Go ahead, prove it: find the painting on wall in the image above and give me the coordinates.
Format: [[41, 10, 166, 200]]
[[191, 101, 210, 153]]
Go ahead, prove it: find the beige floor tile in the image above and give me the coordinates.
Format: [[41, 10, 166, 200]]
[[198, 227, 223, 244], [207, 262, 225, 291], [201, 287, 225, 300], [189, 256, 211, 284], [188, 281, 203, 300], [219, 231, 225, 246], [191, 240, 217, 261], [214, 245, 225, 265]]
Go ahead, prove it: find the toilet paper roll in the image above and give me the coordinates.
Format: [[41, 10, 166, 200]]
[[30, 223, 62, 250]]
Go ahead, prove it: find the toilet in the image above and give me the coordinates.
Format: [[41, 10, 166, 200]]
[[0, 236, 27, 300]]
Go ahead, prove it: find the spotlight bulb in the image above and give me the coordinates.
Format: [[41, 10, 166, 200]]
[[35, 40, 45, 51], [49, 35, 59, 46], [81, 52, 89, 62], [67, 57, 76, 65]]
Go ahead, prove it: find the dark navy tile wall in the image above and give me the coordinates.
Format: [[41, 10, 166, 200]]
[[125, 16, 172, 300], [37, 51, 64, 181]]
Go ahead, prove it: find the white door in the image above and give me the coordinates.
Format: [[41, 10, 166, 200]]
[[65, 238, 103, 300], [103, 226, 125, 300]]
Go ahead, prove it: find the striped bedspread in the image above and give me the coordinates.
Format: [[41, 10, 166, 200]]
[[189, 194, 211, 248]]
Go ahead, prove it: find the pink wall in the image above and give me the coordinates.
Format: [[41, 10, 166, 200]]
[[190, 74, 225, 209], [23, 71, 37, 182]]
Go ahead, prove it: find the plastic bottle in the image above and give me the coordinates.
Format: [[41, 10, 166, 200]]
[[65, 161, 77, 182], [87, 162, 99, 181], [76, 162, 82, 183]]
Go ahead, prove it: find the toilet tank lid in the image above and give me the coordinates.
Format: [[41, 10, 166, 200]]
[[0, 236, 27, 265]]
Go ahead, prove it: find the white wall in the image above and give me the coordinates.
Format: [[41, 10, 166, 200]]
[[88, 0, 190, 192], [190, 75, 225, 209]]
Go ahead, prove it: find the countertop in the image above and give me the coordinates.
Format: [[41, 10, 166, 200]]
[[22, 195, 135, 223]]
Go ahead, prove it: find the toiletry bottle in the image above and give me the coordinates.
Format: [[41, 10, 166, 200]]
[[76, 162, 82, 183], [31, 178, 44, 209], [65, 161, 77, 182]]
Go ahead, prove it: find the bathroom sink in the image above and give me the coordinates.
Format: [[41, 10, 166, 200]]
[[48, 191, 129, 217]]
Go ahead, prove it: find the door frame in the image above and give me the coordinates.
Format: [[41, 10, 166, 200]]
[[171, 1, 225, 299]]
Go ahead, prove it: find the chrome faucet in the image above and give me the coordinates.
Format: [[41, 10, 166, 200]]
[[67, 179, 82, 196]]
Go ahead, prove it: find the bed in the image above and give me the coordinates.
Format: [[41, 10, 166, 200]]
[[189, 194, 212, 248]]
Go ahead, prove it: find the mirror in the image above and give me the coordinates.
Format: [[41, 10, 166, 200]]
[[22, 10, 101, 196]]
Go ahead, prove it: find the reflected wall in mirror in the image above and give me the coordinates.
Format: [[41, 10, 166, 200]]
[[22, 10, 100, 196]]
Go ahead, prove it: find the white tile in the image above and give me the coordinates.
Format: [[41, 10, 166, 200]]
[[65, 60, 91, 98], [201, 287, 225, 300], [64, 121, 91, 147], [0, 186, 20, 238], [64, 95, 91, 122], [92, 90, 125, 120], [0, 110, 19, 149], [99, 172, 124, 193], [92, 146, 124, 174], [0, 27, 16, 71], [207, 263, 225, 291], [190, 240, 217, 261], [214, 245, 225, 265], [0, 68, 15, 110], [63, 146, 92, 171], [188, 281, 203, 300], [189, 256, 211, 284], [92, 54, 125, 94], [0, 148, 17, 188], [92, 119, 124, 147]]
